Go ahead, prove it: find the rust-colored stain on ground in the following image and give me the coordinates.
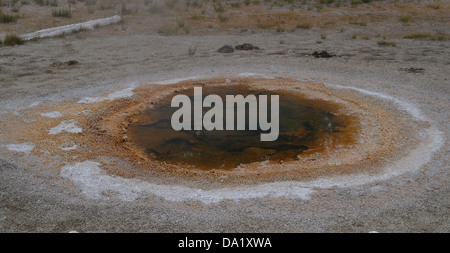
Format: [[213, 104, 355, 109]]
[[0, 77, 419, 184]]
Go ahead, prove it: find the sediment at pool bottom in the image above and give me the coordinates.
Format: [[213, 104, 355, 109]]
[[127, 84, 357, 170]]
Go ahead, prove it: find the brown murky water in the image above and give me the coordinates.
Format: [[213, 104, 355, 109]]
[[128, 85, 352, 170]]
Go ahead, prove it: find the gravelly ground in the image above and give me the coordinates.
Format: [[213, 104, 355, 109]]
[[0, 28, 448, 232]]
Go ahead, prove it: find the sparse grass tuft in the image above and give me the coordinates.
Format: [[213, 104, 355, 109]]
[[188, 46, 197, 56], [121, 4, 134, 15], [218, 15, 229, 22], [35, 0, 59, 6], [166, 0, 177, 9], [52, 8, 72, 18], [425, 3, 440, 9], [404, 33, 447, 41], [149, 4, 163, 14], [157, 23, 178, 35], [231, 2, 240, 8], [377, 40, 396, 47], [296, 23, 312, 29], [3, 34, 25, 46], [349, 21, 367, 26], [399, 15, 412, 23], [177, 18, 185, 28], [0, 12, 17, 23], [214, 3, 225, 12]]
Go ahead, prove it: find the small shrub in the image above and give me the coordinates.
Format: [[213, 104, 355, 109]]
[[3, 34, 25, 46]]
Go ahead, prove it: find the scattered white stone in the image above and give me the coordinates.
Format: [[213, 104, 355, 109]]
[[78, 87, 135, 104], [61, 145, 78, 151], [49, 121, 82, 135], [5, 143, 35, 153], [40, 111, 63, 118]]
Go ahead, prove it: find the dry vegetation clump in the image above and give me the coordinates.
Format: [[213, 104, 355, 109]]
[[2, 34, 25, 46], [0, 12, 17, 23], [0, 0, 448, 38], [377, 40, 396, 47]]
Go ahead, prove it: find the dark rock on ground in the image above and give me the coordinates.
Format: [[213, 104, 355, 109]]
[[312, 51, 334, 58], [400, 67, 425, 73], [218, 45, 234, 53], [235, 43, 260, 50], [51, 60, 79, 67]]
